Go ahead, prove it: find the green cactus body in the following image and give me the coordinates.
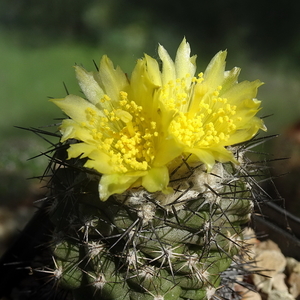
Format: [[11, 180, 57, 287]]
[[47, 148, 254, 300]]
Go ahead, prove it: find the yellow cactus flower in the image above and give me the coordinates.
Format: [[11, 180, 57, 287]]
[[51, 38, 266, 201]]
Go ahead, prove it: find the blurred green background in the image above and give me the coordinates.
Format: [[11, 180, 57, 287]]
[[1, 0, 300, 217]]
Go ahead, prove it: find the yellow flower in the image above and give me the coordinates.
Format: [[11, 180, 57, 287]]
[[51, 38, 266, 201]]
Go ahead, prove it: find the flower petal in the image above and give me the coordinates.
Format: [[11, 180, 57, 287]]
[[187, 148, 217, 172], [130, 58, 159, 115], [99, 173, 141, 201], [142, 166, 172, 193], [67, 142, 96, 159], [84, 150, 115, 174], [144, 54, 162, 86], [226, 117, 266, 145], [210, 147, 238, 164], [59, 119, 93, 143], [221, 67, 241, 93], [175, 38, 197, 80], [75, 66, 105, 105], [221, 80, 263, 105], [98, 55, 129, 101], [50, 95, 103, 123], [204, 50, 227, 87], [158, 44, 176, 85], [153, 137, 183, 167]]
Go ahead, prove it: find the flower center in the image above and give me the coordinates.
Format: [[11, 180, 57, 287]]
[[83, 92, 159, 173], [166, 74, 242, 149]]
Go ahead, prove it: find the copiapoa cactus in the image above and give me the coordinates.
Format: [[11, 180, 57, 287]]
[[34, 39, 267, 299]]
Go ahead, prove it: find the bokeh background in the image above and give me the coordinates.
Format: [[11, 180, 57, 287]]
[[1, 0, 300, 249]]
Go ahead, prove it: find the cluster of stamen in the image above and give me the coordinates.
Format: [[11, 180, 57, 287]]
[[167, 73, 242, 149], [83, 91, 159, 173], [160, 74, 192, 111]]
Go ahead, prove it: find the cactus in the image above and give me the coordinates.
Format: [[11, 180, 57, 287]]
[[37, 39, 266, 299]]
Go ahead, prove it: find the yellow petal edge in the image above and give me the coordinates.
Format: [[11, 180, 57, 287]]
[[51, 38, 266, 201]]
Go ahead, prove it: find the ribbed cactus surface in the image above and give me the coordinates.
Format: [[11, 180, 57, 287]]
[[47, 145, 254, 300]]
